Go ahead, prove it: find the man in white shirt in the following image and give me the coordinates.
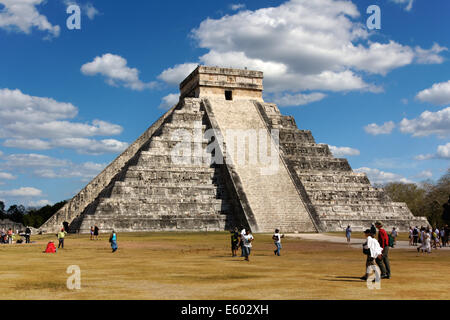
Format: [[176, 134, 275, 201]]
[[273, 229, 285, 256], [242, 230, 254, 262], [361, 229, 383, 281]]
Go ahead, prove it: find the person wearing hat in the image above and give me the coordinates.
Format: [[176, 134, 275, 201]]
[[361, 229, 383, 281], [375, 221, 390, 279]]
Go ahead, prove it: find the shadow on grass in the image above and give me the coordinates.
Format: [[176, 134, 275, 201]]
[[320, 276, 364, 283]]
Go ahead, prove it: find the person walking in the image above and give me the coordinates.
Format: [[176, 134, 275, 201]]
[[409, 227, 414, 246], [94, 225, 99, 240], [25, 226, 31, 244], [444, 225, 449, 247], [413, 226, 419, 246], [57, 228, 67, 249], [242, 230, 254, 262], [230, 227, 240, 257], [391, 227, 398, 247], [7, 228, 13, 244], [345, 226, 352, 244], [90, 226, 94, 240], [273, 229, 285, 256], [375, 221, 390, 279], [240, 227, 246, 257], [109, 230, 118, 253], [360, 229, 383, 281]]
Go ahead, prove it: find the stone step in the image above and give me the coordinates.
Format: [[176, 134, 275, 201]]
[[279, 129, 316, 144], [281, 143, 333, 157], [291, 158, 352, 172], [137, 153, 212, 167]]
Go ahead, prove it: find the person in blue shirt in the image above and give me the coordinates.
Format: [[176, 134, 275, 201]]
[[109, 230, 118, 253], [346, 226, 352, 244]]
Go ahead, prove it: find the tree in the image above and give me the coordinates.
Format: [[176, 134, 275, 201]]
[[0, 201, 5, 220], [6, 204, 26, 224]]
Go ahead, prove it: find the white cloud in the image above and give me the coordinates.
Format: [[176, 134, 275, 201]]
[[390, 0, 414, 11], [0, 187, 43, 197], [416, 143, 450, 160], [414, 43, 448, 64], [1, 153, 69, 168], [64, 1, 100, 20], [230, 4, 246, 11], [34, 161, 106, 180], [159, 93, 180, 110], [364, 121, 396, 136], [0, 88, 127, 154], [0, 172, 16, 180], [170, 0, 444, 96], [328, 145, 360, 157], [355, 167, 413, 185], [416, 80, 450, 106], [271, 92, 326, 107], [28, 199, 51, 207], [399, 107, 450, 138], [414, 170, 433, 179], [0, 0, 60, 38], [81, 53, 156, 91], [158, 63, 198, 86]]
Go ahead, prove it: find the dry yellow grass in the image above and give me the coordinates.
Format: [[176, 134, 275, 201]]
[[0, 232, 448, 300]]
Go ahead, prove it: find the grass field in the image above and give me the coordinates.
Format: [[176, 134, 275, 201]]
[[0, 232, 449, 300]]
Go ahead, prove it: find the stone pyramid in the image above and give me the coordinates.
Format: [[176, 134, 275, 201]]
[[40, 66, 428, 233]]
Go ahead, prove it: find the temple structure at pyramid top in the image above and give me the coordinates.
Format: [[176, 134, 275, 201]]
[[40, 66, 428, 234]]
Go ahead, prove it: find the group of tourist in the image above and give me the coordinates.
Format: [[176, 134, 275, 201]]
[[408, 225, 449, 253], [361, 221, 391, 281], [1, 227, 32, 244], [43, 226, 118, 253], [230, 227, 285, 261], [90, 225, 100, 240]]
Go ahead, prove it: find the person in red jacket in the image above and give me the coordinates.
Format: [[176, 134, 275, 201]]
[[375, 221, 391, 279]]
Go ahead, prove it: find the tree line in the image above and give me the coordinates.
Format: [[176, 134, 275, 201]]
[[380, 170, 450, 227], [0, 201, 67, 228]]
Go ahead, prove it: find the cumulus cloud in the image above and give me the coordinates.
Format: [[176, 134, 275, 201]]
[[157, 63, 198, 86], [399, 107, 450, 138], [0, 0, 60, 38], [0, 187, 43, 197], [0, 172, 16, 180], [157, 0, 444, 106], [413, 170, 433, 179], [28, 199, 51, 207], [414, 43, 448, 64], [416, 80, 450, 106], [271, 92, 326, 107], [364, 121, 396, 136], [355, 167, 413, 184], [0, 153, 106, 181], [159, 93, 180, 110], [81, 54, 157, 91], [0, 88, 127, 154], [416, 143, 450, 160], [328, 145, 360, 157]]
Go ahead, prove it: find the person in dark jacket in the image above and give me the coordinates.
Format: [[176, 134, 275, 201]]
[[25, 227, 31, 244], [375, 221, 390, 279]]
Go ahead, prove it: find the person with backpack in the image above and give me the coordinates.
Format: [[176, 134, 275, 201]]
[[272, 229, 285, 256], [360, 229, 383, 281], [375, 221, 391, 279]]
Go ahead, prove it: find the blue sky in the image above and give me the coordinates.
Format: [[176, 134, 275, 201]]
[[0, 0, 449, 207]]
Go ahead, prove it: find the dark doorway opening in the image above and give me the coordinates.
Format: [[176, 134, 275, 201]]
[[225, 90, 233, 101]]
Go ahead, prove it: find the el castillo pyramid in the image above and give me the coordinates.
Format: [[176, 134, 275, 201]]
[[40, 66, 428, 234]]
